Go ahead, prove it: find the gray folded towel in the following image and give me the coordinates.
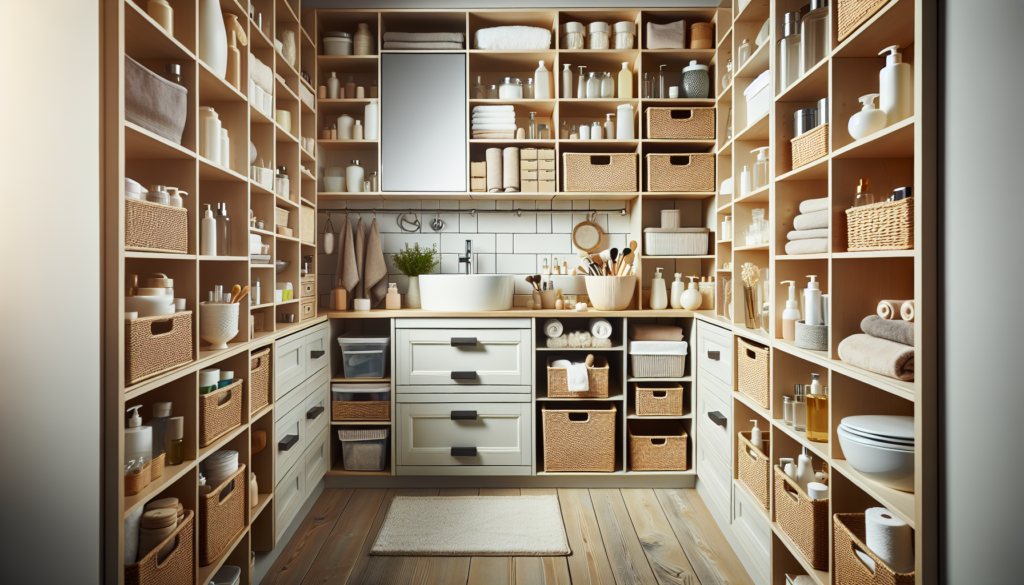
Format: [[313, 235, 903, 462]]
[[646, 20, 686, 49], [125, 55, 187, 144], [861, 315, 914, 346], [383, 32, 465, 43], [799, 198, 829, 214], [382, 41, 464, 50], [787, 228, 829, 241], [838, 334, 914, 381], [784, 238, 827, 255], [793, 209, 829, 231]]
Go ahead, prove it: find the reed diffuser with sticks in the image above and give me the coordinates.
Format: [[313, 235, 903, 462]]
[[741, 262, 761, 329]]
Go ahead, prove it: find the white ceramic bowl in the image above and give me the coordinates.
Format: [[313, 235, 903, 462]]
[[584, 275, 636, 311], [838, 425, 915, 492], [199, 302, 239, 350], [125, 295, 174, 318]]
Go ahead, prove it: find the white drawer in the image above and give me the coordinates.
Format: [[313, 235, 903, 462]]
[[732, 481, 771, 584], [696, 442, 731, 522], [397, 328, 531, 386], [303, 426, 331, 488], [696, 374, 732, 464], [697, 321, 733, 387], [303, 380, 330, 440], [304, 322, 330, 380], [274, 458, 306, 541], [397, 402, 531, 466], [275, 371, 307, 422], [275, 401, 306, 481], [274, 334, 306, 401]]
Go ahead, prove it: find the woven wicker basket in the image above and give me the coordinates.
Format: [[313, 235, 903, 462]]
[[635, 383, 684, 416], [737, 337, 770, 409], [792, 123, 829, 169], [332, 401, 390, 421], [562, 153, 637, 192], [150, 452, 165, 480], [646, 107, 715, 140], [646, 153, 715, 192], [547, 356, 610, 398], [838, 0, 891, 41], [125, 198, 188, 253], [774, 465, 830, 570], [199, 464, 246, 565], [275, 207, 290, 227], [125, 510, 195, 585], [542, 404, 617, 472], [628, 421, 688, 471], [737, 432, 770, 510], [631, 354, 687, 378], [124, 460, 152, 497], [250, 348, 271, 413], [199, 379, 244, 448], [125, 311, 193, 385], [834, 513, 916, 585], [845, 198, 914, 251], [300, 204, 315, 244]]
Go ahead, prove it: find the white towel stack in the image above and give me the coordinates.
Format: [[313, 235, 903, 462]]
[[472, 105, 516, 139], [785, 198, 829, 255]]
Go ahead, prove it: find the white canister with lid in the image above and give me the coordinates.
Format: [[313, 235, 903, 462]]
[[587, 22, 610, 50], [613, 21, 636, 49], [323, 32, 352, 55], [498, 77, 523, 99], [147, 184, 170, 206], [616, 103, 635, 139], [560, 22, 585, 49]]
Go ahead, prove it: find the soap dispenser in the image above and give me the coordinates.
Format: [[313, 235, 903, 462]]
[[781, 280, 801, 341], [750, 419, 763, 450], [604, 114, 616, 140], [346, 159, 364, 193], [201, 204, 217, 256], [750, 147, 770, 191], [670, 273, 684, 309], [796, 447, 815, 491], [848, 93, 886, 140], [124, 405, 152, 467], [681, 276, 703, 310], [804, 275, 822, 326], [878, 45, 913, 124], [650, 267, 668, 310]]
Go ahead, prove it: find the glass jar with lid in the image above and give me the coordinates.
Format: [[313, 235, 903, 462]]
[[559, 22, 585, 49], [587, 22, 610, 50], [498, 77, 523, 99], [612, 21, 635, 49]]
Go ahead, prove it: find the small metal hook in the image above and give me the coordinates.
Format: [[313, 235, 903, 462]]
[[516, 209, 522, 217]]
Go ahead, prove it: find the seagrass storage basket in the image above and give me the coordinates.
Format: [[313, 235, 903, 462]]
[[628, 420, 688, 471], [646, 153, 715, 192], [124, 460, 152, 497], [199, 379, 244, 448], [125, 198, 188, 253], [737, 337, 771, 409], [838, 0, 891, 41], [646, 107, 715, 139], [774, 465, 830, 570], [199, 464, 246, 565], [834, 513, 916, 585], [124, 510, 195, 585], [562, 153, 638, 192], [542, 403, 617, 472], [125, 311, 193, 385], [332, 400, 391, 421], [792, 123, 829, 169], [737, 432, 770, 509], [275, 207, 290, 227], [547, 356, 610, 398], [300, 204, 315, 244], [845, 198, 914, 251], [635, 383, 684, 416], [250, 347, 271, 413]]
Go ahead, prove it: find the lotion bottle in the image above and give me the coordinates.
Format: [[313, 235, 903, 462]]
[[878, 45, 913, 124], [201, 204, 217, 256], [804, 275, 822, 326], [534, 60, 550, 99], [604, 114, 616, 140], [740, 165, 751, 197], [223, 15, 248, 90], [650, 267, 668, 310], [780, 457, 796, 478], [681, 276, 703, 310], [618, 62, 632, 98], [796, 447, 815, 491], [848, 93, 886, 141], [781, 280, 801, 341], [750, 419, 763, 450], [346, 159, 364, 193], [124, 405, 152, 467], [561, 64, 573, 98], [327, 72, 340, 99], [670, 273, 684, 309]]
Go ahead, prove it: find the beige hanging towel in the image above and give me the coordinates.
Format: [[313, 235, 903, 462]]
[[354, 217, 366, 301], [364, 219, 389, 308], [335, 217, 359, 308]]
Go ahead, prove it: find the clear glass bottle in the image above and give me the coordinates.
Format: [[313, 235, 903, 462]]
[[524, 78, 535, 99], [657, 64, 667, 98], [725, 107, 733, 140], [151, 402, 172, 458], [853, 178, 874, 207], [538, 124, 550, 140], [642, 72, 653, 98], [528, 112, 537, 139], [166, 416, 183, 465], [577, 66, 587, 99], [586, 72, 601, 98], [486, 85, 498, 99], [370, 171, 378, 192], [800, 0, 829, 77], [600, 72, 615, 98], [778, 11, 802, 89], [783, 395, 794, 426], [806, 385, 829, 443], [215, 202, 231, 256], [721, 58, 732, 90], [473, 75, 485, 99], [793, 384, 807, 432], [560, 120, 570, 139], [738, 39, 752, 68], [751, 147, 769, 190]]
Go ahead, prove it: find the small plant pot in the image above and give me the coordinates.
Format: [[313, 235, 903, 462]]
[[199, 302, 239, 350]]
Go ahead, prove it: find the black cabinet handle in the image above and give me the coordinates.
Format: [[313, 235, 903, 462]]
[[451, 337, 478, 347], [451, 371, 477, 380], [707, 350, 720, 360], [451, 447, 478, 457], [708, 411, 727, 427], [306, 405, 325, 420], [279, 434, 299, 451], [310, 350, 325, 359], [451, 410, 478, 420]]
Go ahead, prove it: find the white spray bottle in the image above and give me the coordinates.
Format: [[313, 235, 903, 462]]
[[781, 280, 801, 341], [804, 275, 822, 326], [878, 45, 913, 125]]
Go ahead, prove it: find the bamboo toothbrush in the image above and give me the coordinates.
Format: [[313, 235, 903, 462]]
[[228, 284, 241, 303]]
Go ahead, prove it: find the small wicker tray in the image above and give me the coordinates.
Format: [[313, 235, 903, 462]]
[[845, 198, 914, 251], [124, 460, 152, 497], [628, 421, 688, 471], [300, 204, 315, 244], [792, 123, 829, 169], [737, 432, 770, 510], [125, 198, 188, 254], [736, 337, 771, 409], [125, 510, 195, 585], [199, 379, 244, 448], [332, 401, 390, 421], [834, 513, 916, 584], [547, 356, 610, 398]]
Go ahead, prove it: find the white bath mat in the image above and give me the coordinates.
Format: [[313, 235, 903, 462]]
[[370, 495, 571, 556]]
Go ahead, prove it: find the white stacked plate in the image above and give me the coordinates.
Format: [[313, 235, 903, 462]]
[[203, 450, 239, 489], [837, 415, 915, 493]]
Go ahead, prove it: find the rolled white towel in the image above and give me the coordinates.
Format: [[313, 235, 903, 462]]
[[472, 111, 517, 119], [543, 319, 563, 338], [475, 26, 552, 50], [589, 318, 612, 339], [566, 362, 589, 392]]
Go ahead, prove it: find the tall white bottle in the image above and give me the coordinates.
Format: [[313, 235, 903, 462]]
[[201, 204, 217, 256], [781, 280, 801, 341], [796, 447, 815, 491], [650, 268, 668, 310], [220, 128, 230, 168], [804, 275, 822, 325], [124, 405, 152, 466], [327, 72, 340, 99], [878, 45, 913, 125], [534, 60, 550, 99], [618, 62, 633, 99], [198, 0, 228, 77], [346, 159, 365, 193], [561, 64, 573, 99], [364, 100, 379, 139], [670, 273, 684, 309], [749, 419, 763, 450], [199, 106, 221, 162]]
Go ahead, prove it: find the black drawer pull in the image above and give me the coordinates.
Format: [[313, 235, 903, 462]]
[[451, 337, 478, 347], [310, 350, 325, 359], [451, 371, 477, 380], [708, 411, 727, 427], [451, 447, 478, 457], [451, 410, 478, 420], [279, 434, 299, 451], [306, 405, 325, 420], [707, 350, 720, 360]]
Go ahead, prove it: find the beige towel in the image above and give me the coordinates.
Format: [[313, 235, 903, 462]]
[[784, 238, 828, 255], [472, 131, 516, 139], [876, 299, 908, 320], [248, 52, 273, 94], [628, 324, 683, 341], [486, 148, 503, 192], [838, 333, 914, 381], [503, 147, 520, 192], [335, 218, 359, 306], [793, 209, 829, 230], [798, 198, 829, 214], [354, 218, 366, 301], [364, 219, 388, 308]]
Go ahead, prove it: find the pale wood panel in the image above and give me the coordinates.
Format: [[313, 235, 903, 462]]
[[516, 488, 572, 584], [589, 488, 660, 585], [409, 488, 478, 585], [557, 488, 618, 585], [620, 488, 700, 585], [262, 488, 354, 585], [467, 488, 521, 585], [300, 488, 388, 585], [355, 489, 441, 585]]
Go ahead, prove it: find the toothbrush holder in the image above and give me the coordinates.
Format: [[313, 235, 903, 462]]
[[539, 289, 558, 309], [199, 302, 239, 350]]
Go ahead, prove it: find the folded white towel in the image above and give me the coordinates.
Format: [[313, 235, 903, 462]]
[[383, 32, 465, 43], [589, 318, 612, 339], [785, 238, 828, 255], [787, 228, 829, 241], [472, 105, 515, 113], [472, 112, 517, 119], [543, 319, 563, 338], [566, 363, 589, 392], [471, 123, 518, 131], [799, 197, 829, 214], [383, 41, 464, 50], [793, 209, 829, 231], [474, 26, 552, 50], [473, 119, 517, 126]]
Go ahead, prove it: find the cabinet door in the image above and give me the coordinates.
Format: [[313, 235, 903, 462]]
[[696, 373, 732, 465], [303, 427, 331, 489], [697, 321, 733, 386], [303, 378, 330, 440], [397, 402, 531, 466], [274, 460, 306, 542], [274, 333, 306, 401], [304, 323, 330, 379], [397, 328, 531, 386], [274, 402, 306, 481]]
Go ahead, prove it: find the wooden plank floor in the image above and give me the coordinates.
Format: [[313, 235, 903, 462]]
[[263, 488, 754, 585]]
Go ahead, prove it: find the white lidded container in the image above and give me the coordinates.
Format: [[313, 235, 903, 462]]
[[613, 21, 636, 49], [560, 22, 585, 49], [644, 227, 710, 256], [744, 70, 771, 127], [337, 333, 389, 378], [323, 32, 353, 55]]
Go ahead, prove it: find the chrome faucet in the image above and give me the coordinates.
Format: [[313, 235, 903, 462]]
[[458, 239, 473, 274]]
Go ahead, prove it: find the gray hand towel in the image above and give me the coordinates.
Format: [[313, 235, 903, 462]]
[[354, 218, 366, 301], [793, 209, 829, 231], [784, 238, 828, 255], [646, 20, 686, 49], [787, 228, 829, 241], [382, 41, 464, 50], [861, 315, 914, 346], [335, 217, 359, 302], [838, 334, 914, 381], [799, 198, 829, 214]]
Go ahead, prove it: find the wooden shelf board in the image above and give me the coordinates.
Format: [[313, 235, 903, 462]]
[[775, 57, 829, 103], [277, 233, 300, 243], [276, 194, 299, 208], [197, 424, 249, 463], [468, 139, 557, 147], [640, 191, 716, 200], [250, 265, 275, 270], [199, 157, 249, 182], [317, 139, 379, 151], [639, 255, 715, 259], [832, 250, 915, 259], [250, 227, 276, 237], [197, 526, 249, 585], [734, 40, 769, 80], [276, 123, 299, 144], [641, 98, 716, 107], [198, 59, 248, 103], [734, 0, 769, 23], [831, 459, 916, 528], [536, 389, 624, 401], [770, 417, 830, 463], [771, 523, 829, 585], [734, 184, 770, 203], [125, 251, 196, 260], [124, 122, 196, 160], [199, 255, 248, 261], [624, 469, 696, 475], [734, 111, 770, 142], [732, 390, 771, 421], [251, 492, 274, 522], [831, 117, 914, 160], [776, 156, 829, 182], [251, 102, 274, 124], [251, 403, 274, 423], [735, 243, 769, 251], [123, 460, 196, 519], [776, 253, 829, 260], [277, 298, 300, 306], [535, 345, 623, 351], [717, 137, 733, 156], [124, 0, 196, 61]]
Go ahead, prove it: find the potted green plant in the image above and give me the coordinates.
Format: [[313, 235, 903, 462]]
[[390, 243, 439, 308]]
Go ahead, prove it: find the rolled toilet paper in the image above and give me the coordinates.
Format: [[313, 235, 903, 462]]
[[900, 300, 915, 322], [543, 319, 563, 338], [865, 507, 914, 574], [589, 318, 612, 339], [877, 299, 909, 320], [486, 148, 503, 192], [502, 147, 520, 192]]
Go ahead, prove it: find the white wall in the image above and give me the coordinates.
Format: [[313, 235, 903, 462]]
[[0, 0, 101, 582]]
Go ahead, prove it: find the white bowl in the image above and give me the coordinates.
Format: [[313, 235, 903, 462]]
[[584, 275, 636, 311], [199, 302, 239, 350], [125, 295, 174, 318], [838, 425, 915, 492]]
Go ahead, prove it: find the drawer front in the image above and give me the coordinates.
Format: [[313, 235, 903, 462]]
[[397, 329, 531, 386], [275, 401, 306, 481], [301, 277, 316, 299], [697, 322, 733, 387], [304, 323, 331, 379], [397, 402, 531, 466], [274, 459, 306, 541], [303, 426, 331, 489], [303, 379, 331, 439], [300, 298, 316, 320], [696, 442, 731, 522], [275, 334, 306, 401], [696, 374, 732, 464], [275, 373, 306, 422], [732, 482, 771, 583]]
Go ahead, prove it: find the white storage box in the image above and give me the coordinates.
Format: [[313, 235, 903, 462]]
[[331, 382, 390, 402], [338, 428, 388, 471], [744, 70, 770, 127], [644, 227, 710, 256], [337, 333, 389, 378], [629, 340, 689, 378]]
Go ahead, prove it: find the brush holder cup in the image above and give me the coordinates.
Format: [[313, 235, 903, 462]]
[[539, 289, 558, 309], [584, 275, 636, 311], [199, 302, 239, 350]]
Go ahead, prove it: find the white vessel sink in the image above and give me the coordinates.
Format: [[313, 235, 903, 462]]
[[418, 275, 514, 312]]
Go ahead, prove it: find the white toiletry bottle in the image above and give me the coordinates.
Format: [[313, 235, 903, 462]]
[[740, 165, 751, 197], [650, 267, 668, 310], [618, 62, 632, 98], [848, 93, 886, 141], [670, 273, 684, 309], [586, 72, 601, 98], [750, 147, 769, 191], [167, 188, 184, 208], [124, 405, 152, 467], [151, 402, 172, 459], [353, 119, 363, 140], [346, 159, 364, 193], [804, 275, 822, 326], [601, 71, 615, 98], [220, 128, 230, 168], [337, 114, 354, 140], [616, 103, 635, 139], [681, 276, 703, 310], [750, 419, 762, 450], [327, 71, 340, 99], [780, 457, 796, 478], [604, 114, 616, 140], [577, 66, 587, 99], [201, 204, 217, 256], [878, 45, 913, 125], [590, 121, 602, 140], [199, 106, 221, 162], [364, 100, 379, 139], [535, 60, 550, 99], [796, 447, 815, 491], [809, 372, 822, 396], [562, 64, 573, 99], [579, 123, 591, 140], [781, 280, 801, 341]]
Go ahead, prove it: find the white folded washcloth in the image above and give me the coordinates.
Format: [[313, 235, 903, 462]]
[[589, 318, 612, 339], [472, 111, 517, 119], [472, 115, 517, 123], [472, 105, 515, 113], [799, 197, 829, 214], [383, 32, 465, 43], [475, 26, 552, 50], [471, 123, 517, 131], [566, 362, 589, 392], [793, 209, 829, 231], [543, 319, 563, 338], [787, 228, 829, 241], [784, 238, 828, 255]]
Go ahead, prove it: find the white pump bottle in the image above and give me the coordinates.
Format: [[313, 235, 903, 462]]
[[781, 280, 801, 341], [848, 93, 887, 140], [796, 446, 815, 492], [124, 405, 153, 466], [650, 267, 668, 310], [749, 419, 763, 450], [681, 276, 703, 310], [749, 147, 770, 191], [201, 204, 217, 256], [804, 275, 822, 326], [878, 45, 913, 125]]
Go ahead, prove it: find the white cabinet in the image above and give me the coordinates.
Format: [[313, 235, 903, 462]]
[[397, 328, 531, 386], [275, 401, 306, 480], [274, 333, 306, 401], [303, 379, 330, 440], [303, 427, 331, 489], [274, 457, 306, 542], [397, 401, 531, 467], [732, 482, 771, 585], [304, 322, 330, 379], [696, 373, 732, 464], [697, 321, 733, 387]]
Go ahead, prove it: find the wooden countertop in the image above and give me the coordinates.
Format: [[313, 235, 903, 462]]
[[321, 308, 700, 319]]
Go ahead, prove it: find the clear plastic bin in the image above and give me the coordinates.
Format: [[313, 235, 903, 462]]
[[331, 383, 390, 402], [337, 333, 389, 378], [338, 428, 388, 471]]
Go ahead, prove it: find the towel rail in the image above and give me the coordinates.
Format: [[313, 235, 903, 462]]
[[321, 208, 628, 216]]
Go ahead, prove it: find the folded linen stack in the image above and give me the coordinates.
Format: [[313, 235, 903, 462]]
[[472, 105, 517, 139], [837, 315, 915, 381], [382, 31, 465, 50], [785, 198, 829, 255]]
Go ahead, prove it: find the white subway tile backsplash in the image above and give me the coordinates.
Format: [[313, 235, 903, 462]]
[[476, 254, 496, 273], [385, 200, 421, 209], [552, 201, 573, 210], [441, 233, 495, 254], [459, 213, 477, 233], [536, 213, 551, 233], [515, 233, 571, 254], [496, 234, 513, 253], [497, 254, 537, 274], [477, 212, 536, 233], [439, 200, 460, 210], [461, 200, 496, 210], [591, 200, 627, 210], [440, 253, 459, 274], [421, 200, 440, 210], [379, 233, 440, 254], [608, 211, 631, 233], [551, 213, 572, 233], [536, 201, 552, 210]]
